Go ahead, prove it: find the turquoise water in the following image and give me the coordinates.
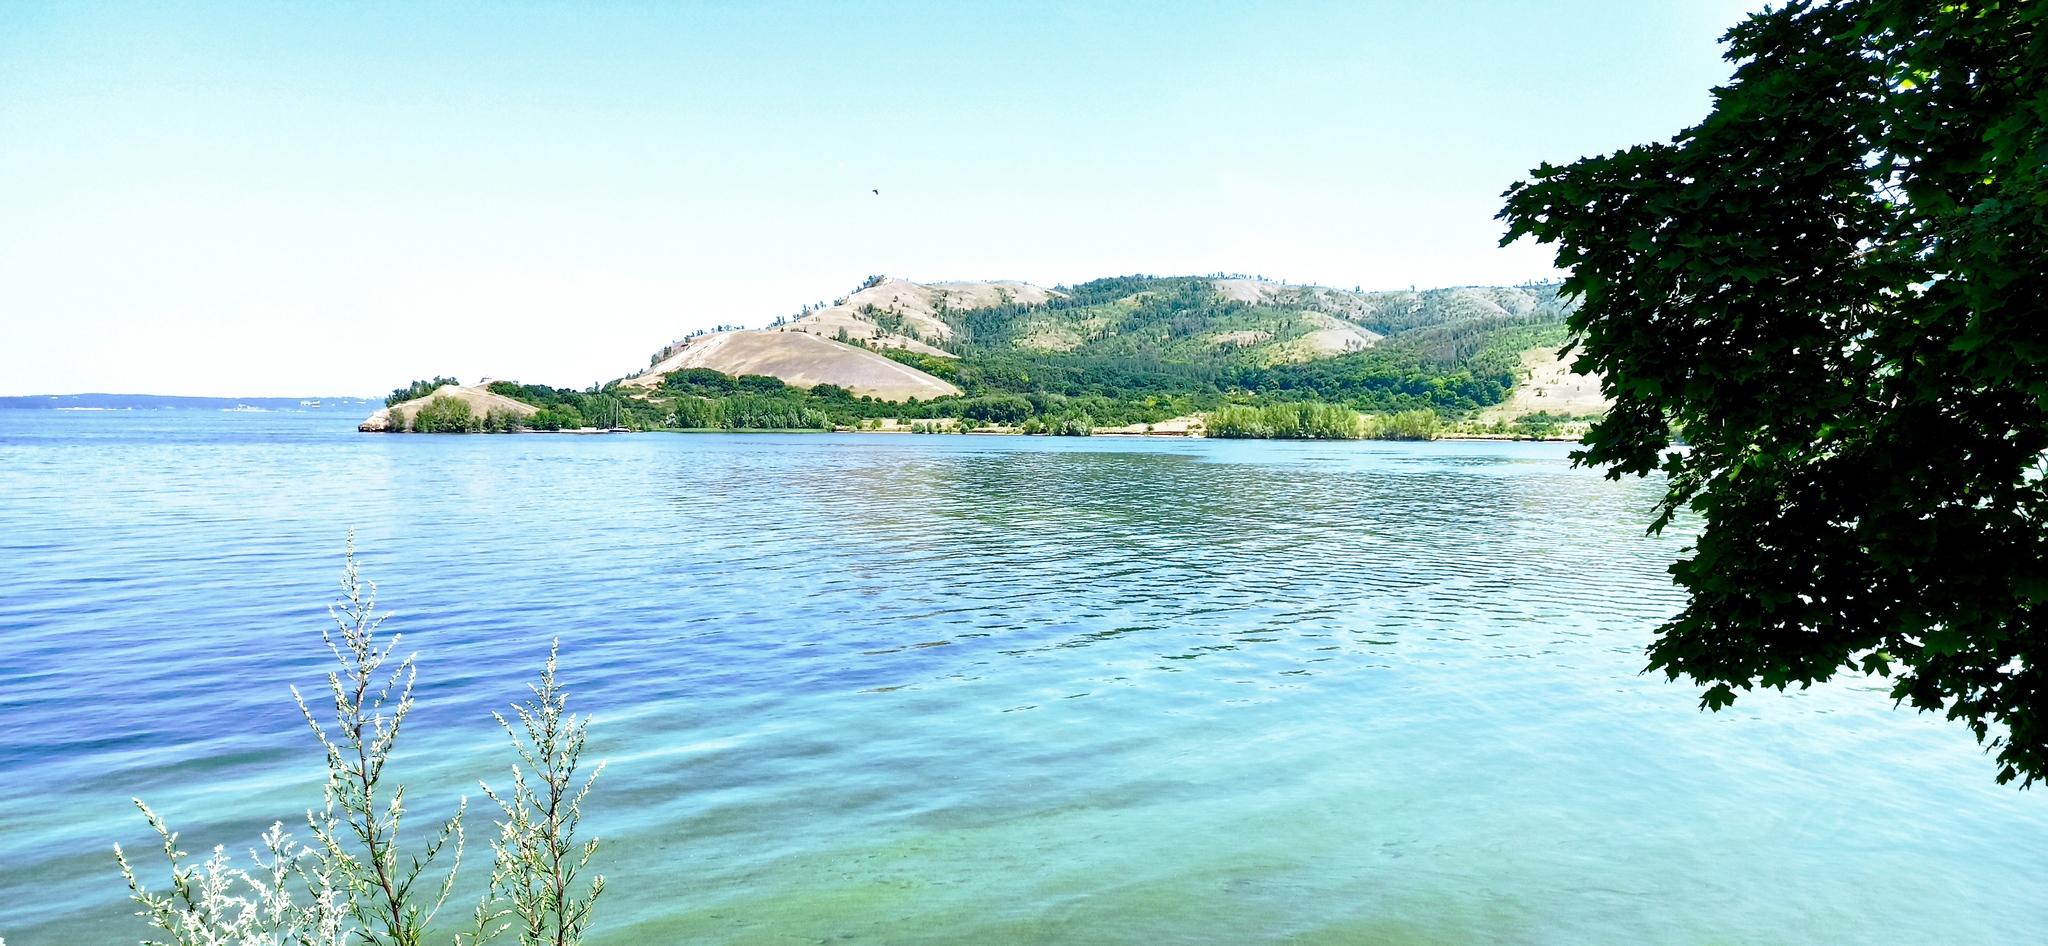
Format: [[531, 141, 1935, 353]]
[[2, 410, 2044, 944]]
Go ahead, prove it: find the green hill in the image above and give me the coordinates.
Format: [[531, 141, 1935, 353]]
[[867, 275, 1576, 415], [368, 275, 1584, 435]]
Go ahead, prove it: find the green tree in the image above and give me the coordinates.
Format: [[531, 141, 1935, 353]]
[[1204, 402, 1370, 440], [1500, 1, 2048, 784], [388, 378, 461, 408], [414, 398, 480, 434]]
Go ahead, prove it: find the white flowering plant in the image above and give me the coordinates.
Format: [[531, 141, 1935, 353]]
[[115, 535, 606, 946]]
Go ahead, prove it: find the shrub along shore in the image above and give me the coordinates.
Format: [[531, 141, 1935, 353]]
[[375, 369, 1588, 441]]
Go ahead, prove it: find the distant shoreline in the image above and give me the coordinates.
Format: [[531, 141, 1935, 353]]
[[0, 394, 377, 411]]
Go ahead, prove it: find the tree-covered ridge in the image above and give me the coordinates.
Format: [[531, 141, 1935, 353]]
[[871, 276, 1574, 415], [485, 381, 640, 430], [927, 276, 1568, 364]]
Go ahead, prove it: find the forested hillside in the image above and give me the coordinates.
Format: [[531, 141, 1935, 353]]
[[884, 276, 1575, 415], [371, 276, 1583, 435]]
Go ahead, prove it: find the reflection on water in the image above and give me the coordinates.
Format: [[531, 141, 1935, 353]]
[[2, 413, 2044, 945]]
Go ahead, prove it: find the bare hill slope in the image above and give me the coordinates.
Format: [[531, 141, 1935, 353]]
[[779, 276, 1060, 353], [623, 330, 960, 401]]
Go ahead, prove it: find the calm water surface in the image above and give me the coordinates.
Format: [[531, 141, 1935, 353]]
[[2, 411, 2043, 944]]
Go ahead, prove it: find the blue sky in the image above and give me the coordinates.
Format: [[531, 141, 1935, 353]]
[[0, 1, 1760, 396]]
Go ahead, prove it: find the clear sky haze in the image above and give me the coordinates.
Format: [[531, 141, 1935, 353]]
[[1, 1, 1760, 396]]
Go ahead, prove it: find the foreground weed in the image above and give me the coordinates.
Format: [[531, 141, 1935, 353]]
[[470, 641, 606, 946], [113, 803, 347, 946], [114, 536, 609, 946], [292, 534, 464, 946]]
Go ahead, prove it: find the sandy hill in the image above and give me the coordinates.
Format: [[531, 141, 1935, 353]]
[[777, 276, 1063, 354], [622, 330, 960, 402], [360, 383, 539, 432]]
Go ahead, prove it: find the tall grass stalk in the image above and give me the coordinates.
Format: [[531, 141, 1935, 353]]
[[471, 641, 606, 946], [291, 533, 464, 946]]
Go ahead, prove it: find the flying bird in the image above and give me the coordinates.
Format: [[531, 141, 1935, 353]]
[[872, 189, 879, 195]]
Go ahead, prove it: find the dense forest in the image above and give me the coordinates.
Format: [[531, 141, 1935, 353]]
[[389, 277, 1578, 435]]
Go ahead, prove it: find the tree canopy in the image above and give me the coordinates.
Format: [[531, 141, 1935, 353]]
[[1501, 1, 2048, 783]]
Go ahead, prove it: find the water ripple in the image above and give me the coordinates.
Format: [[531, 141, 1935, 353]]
[[1, 414, 2044, 944]]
